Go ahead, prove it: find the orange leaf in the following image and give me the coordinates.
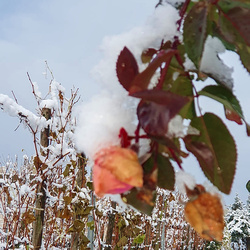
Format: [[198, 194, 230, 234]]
[[93, 146, 143, 197], [184, 188, 224, 241]]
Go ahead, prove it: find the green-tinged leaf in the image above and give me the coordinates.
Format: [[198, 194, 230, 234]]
[[95, 208, 103, 217], [218, 0, 250, 12], [59, 207, 73, 219], [184, 113, 237, 194], [86, 181, 93, 191], [170, 76, 195, 119], [199, 85, 244, 122], [246, 180, 250, 192], [142, 156, 155, 174], [212, 23, 236, 51], [237, 45, 250, 73], [63, 196, 72, 206], [81, 206, 94, 216], [217, 0, 250, 40], [63, 164, 71, 177], [116, 236, 128, 247], [157, 154, 175, 190], [79, 233, 90, 244], [183, 1, 208, 68], [142, 154, 175, 190], [133, 234, 145, 244], [79, 245, 90, 250], [129, 50, 176, 93], [122, 188, 156, 215], [224, 7, 250, 46], [68, 220, 85, 233], [216, 7, 250, 72], [163, 58, 196, 119], [74, 203, 93, 217], [87, 221, 94, 230]]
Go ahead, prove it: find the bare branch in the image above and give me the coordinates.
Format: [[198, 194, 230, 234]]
[[27, 72, 41, 105]]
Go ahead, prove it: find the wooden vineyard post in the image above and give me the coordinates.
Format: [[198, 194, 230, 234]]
[[105, 201, 116, 250], [32, 108, 51, 250], [71, 153, 87, 249]]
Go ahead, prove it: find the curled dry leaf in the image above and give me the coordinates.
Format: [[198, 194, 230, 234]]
[[93, 146, 143, 197], [184, 185, 224, 242]]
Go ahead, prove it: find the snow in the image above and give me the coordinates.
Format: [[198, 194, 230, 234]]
[[75, 4, 180, 159], [165, 0, 185, 7], [74, 91, 137, 158], [20, 184, 31, 196], [167, 115, 186, 138], [184, 36, 234, 89], [39, 80, 65, 110], [201, 36, 234, 89], [33, 82, 42, 100], [175, 170, 196, 194], [0, 93, 47, 130], [93, 4, 180, 91]]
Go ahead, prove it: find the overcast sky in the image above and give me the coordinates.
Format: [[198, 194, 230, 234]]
[[0, 0, 249, 205]]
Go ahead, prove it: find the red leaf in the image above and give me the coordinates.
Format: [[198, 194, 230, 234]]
[[131, 89, 189, 105], [184, 137, 214, 177], [129, 49, 176, 94], [116, 47, 139, 91], [222, 6, 250, 46], [225, 108, 243, 125], [136, 90, 189, 137]]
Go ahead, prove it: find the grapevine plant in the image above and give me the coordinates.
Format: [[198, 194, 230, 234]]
[[92, 0, 250, 241]]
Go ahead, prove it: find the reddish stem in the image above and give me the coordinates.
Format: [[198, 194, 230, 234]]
[[156, 53, 175, 90], [177, 0, 191, 31], [135, 123, 141, 143], [128, 134, 148, 140], [169, 148, 183, 170]]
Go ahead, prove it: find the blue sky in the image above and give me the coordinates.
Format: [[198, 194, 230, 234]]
[[0, 0, 249, 205]]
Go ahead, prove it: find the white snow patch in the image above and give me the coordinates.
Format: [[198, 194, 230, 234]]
[[20, 184, 31, 196], [166, 0, 185, 7], [175, 170, 196, 194], [201, 36, 234, 89], [0, 93, 47, 130], [167, 115, 186, 138], [74, 91, 137, 158]]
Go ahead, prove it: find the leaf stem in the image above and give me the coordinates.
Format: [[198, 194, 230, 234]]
[[177, 0, 191, 31], [156, 50, 176, 90], [169, 148, 183, 170]]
